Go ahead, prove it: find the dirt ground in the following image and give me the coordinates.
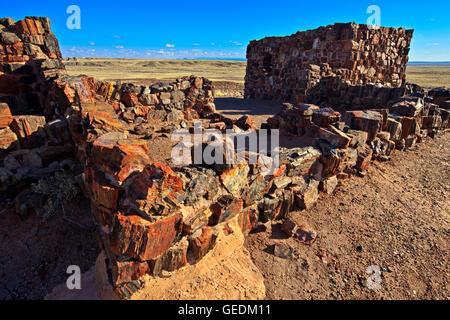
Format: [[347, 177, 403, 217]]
[[0, 195, 99, 300], [246, 132, 450, 300]]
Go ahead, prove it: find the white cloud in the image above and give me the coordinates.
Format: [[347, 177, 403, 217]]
[[166, 44, 175, 48], [114, 35, 121, 39], [229, 40, 243, 46], [89, 42, 95, 46], [62, 45, 246, 60], [193, 43, 200, 46], [211, 42, 215, 46]]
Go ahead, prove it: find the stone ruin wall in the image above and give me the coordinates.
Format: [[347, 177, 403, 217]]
[[245, 23, 414, 109], [1, 17, 450, 299]]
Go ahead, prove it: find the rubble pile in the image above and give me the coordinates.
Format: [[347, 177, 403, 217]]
[[245, 23, 414, 109]]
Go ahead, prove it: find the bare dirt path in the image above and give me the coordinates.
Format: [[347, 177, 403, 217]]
[[246, 132, 450, 300]]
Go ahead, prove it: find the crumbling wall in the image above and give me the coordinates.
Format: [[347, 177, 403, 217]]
[[245, 23, 413, 107], [0, 17, 65, 115]]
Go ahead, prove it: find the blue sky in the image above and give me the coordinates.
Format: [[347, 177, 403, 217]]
[[3, 0, 450, 61]]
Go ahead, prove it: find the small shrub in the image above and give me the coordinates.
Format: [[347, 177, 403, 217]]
[[31, 171, 80, 221]]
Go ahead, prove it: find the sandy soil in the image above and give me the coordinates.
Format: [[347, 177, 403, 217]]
[[64, 58, 246, 83], [246, 132, 450, 300]]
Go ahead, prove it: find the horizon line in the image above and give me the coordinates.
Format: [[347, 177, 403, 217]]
[[62, 57, 450, 63]]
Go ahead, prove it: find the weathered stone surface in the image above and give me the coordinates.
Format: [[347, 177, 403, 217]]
[[318, 145, 342, 178], [293, 179, 320, 210], [242, 174, 271, 206], [124, 162, 185, 217], [209, 195, 244, 226], [245, 23, 413, 106], [87, 168, 121, 211], [274, 243, 294, 259], [391, 99, 423, 117], [182, 207, 213, 235], [121, 92, 139, 108], [421, 115, 442, 130], [346, 129, 368, 148], [280, 146, 322, 177], [386, 118, 402, 142], [439, 109, 450, 129], [188, 227, 219, 263], [121, 213, 266, 300], [272, 176, 292, 191], [238, 205, 259, 235], [320, 175, 338, 195], [9, 115, 46, 148], [312, 108, 341, 127], [219, 163, 249, 197], [371, 137, 395, 159], [391, 116, 421, 140], [356, 145, 373, 171], [109, 214, 183, 261], [280, 214, 317, 245], [110, 259, 151, 286], [179, 167, 220, 206], [281, 218, 298, 237], [235, 115, 257, 131], [150, 237, 189, 275], [91, 135, 150, 183], [317, 126, 351, 148], [345, 110, 383, 142], [0, 103, 13, 129], [295, 223, 317, 245], [0, 127, 18, 151]]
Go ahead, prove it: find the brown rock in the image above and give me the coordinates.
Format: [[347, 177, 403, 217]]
[[188, 227, 219, 263], [0, 127, 18, 151], [295, 223, 317, 245], [235, 115, 257, 131], [345, 110, 383, 142], [92, 135, 151, 183], [293, 179, 320, 210], [125, 162, 185, 216], [121, 92, 139, 108], [110, 259, 151, 286], [317, 126, 351, 148], [356, 145, 373, 171], [320, 175, 338, 195], [109, 213, 183, 261], [312, 108, 341, 127], [209, 195, 244, 225], [150, 237, 189, 275], [0, 103, 13, 129]]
